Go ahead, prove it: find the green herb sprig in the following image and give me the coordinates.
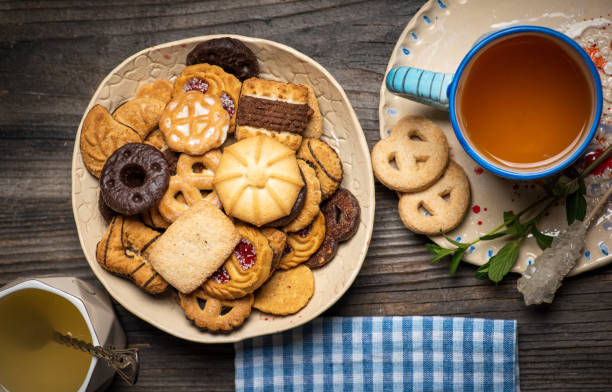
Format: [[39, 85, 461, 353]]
[[426, 144, 612, 283]]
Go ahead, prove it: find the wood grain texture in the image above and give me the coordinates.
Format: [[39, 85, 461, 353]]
[[0, 1, 611, 390]]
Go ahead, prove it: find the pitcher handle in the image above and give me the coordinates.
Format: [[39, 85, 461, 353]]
[[386, 66, 454, 110]]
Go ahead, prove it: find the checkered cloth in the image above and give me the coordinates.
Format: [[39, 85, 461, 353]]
[[235, 316, 518, 391]]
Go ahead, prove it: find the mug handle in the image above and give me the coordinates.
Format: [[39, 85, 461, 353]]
[[386, 66, 454, 110]]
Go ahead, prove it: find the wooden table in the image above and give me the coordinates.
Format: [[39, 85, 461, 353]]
[[1, 1, 611, 390]]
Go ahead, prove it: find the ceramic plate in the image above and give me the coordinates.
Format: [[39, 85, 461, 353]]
[[380, 0, 612, 275], [72, 35, 374, 343]]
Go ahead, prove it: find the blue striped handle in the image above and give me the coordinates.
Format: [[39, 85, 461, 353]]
[[386, 66, 454, 110]]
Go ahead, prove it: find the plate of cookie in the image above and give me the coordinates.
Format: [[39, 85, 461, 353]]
[[72, 35, 374, 342], [377, 0, 612, 275]]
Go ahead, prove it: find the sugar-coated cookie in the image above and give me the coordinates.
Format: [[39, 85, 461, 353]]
[[253, 265, 314, 316], [96, 216, 168, 294], [303, 84, 322, 139], [135, 79, 173, 104], [213, 135, 304, 227], [297, 138, 343, 200], [283, 159, 322, 232], [80, 105, 141, 178], [371, 115, 448, 192], [398, 160, 470, 235], [186, 38, 259, 81], [306, 188, 360, 268], [160, 91, 229, 155], [202, 224, 274, 300], [145, 201, 241, 294], [179, 289, 253, 332], [100, 143, 170, 216], [112, 97, 166, 140], [279, 212, 325, 270]]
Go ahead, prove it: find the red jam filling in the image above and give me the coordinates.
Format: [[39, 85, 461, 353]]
[[220, 92, 236, 119], [297, 224, 313, 238], [234, 239, 256, 271], [211, 265, 230, 284], [183, 78, 209, 94]]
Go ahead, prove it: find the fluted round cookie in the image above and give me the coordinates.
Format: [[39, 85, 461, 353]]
[[213, 135, 305, 227]]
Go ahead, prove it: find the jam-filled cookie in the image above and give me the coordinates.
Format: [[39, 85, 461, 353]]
[[172, 63, 241, 130], [160, 91, 229, 155], [297, 138, 343, 199], [278, 212, 325, 270], [179, 289, 253, 332], [202, 224, 273, 300], [96, 215, 168, 294], [283, 159, 321, 233], [99, 143, 170, 216], [186, 37, 260, 81]]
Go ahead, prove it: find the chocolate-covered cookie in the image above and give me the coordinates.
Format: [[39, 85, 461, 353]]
[[186, 38, 259, 81], [100, 143, 170, 215], [263, 185, 307, 228], [98, 190, 116, 223], [305, 188, 360, 268]]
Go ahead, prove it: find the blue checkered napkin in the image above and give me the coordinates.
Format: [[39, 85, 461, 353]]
[[235, 316, 518, 392]]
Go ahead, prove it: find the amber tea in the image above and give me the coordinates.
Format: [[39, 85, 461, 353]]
[[456, 33, 594, 170]]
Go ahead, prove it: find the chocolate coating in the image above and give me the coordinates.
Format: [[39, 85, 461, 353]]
[[100, 143, 170, 215], [98, 190, 116, 223], [186, 38, 259, 81], [263, 185, 307, 228]]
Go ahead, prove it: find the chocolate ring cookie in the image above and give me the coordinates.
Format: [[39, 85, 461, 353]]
[[179, 289, 253, 332], [186, 37, 259, 81], [100, 143, 170, 216], [297, 138, 343, 199], [98, 190, 116, 223], [305, 188, 360, 268]]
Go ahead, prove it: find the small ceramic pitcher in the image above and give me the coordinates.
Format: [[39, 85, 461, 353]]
[[0, 276, 126, 392], [385, 25, 602, 179]]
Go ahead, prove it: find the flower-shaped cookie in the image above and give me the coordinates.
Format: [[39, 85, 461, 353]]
[[159, 91, 229, 155], [213, 135, 305, 227], [202, 224, 273, 300]]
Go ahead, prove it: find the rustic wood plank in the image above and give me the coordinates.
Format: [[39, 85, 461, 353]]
[[1, 0, 611, 390]]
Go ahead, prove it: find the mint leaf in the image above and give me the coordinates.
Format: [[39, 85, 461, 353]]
[[480, 232, 508, 240], [531, 225, 553, 250], [487, 242, 520, 283], [440, 232, 467, 248], [503, 211, 516, 223], [475, 261, 491, 280], [426, 243, 455, 264], [576, 193, 587, 222], [566, 191, 578, 224], [449, 248, 466, 276]]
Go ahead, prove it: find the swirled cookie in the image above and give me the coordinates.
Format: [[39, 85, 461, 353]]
[[160, 91, 229, 155], [213, 135, 304, 227], [283, 159, 321, 232], [179, 289, 253, 332], [173, 63, 241, 130], [278, 212, 325, 270], [96, 215, 168, 294], [260, 228, 287, 276], [202, 224, 274, 300]]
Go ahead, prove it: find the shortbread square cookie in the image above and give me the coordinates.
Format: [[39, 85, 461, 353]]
[[145, 201, 240, 294]]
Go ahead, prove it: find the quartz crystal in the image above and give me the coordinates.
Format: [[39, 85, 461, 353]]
[[517, 222, 587, 305]]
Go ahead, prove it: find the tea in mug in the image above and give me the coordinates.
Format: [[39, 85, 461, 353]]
[[457, 33, 593, 169], [0, 289, 92, 392]]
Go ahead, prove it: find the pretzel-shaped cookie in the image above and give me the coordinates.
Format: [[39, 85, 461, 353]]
[[371, 115, 448, 192], [398, 161, 470, 235], [158, 150, 222, 222], [178, 289, 253, 332]]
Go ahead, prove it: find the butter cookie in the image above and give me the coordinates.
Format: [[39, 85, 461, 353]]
[[135, 79, 173, 104], [283, 159, 321, 232], [253, 265, 314, 316], [113, 97, 165, 139], [279, 212, 325, 270], [297, 138, 343, 200], [179, 289, 253, 332]]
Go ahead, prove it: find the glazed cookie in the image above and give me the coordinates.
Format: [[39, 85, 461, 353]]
[[213, 135, 304, 227], [172, 63, 241, 130], [100, 143, 170, 216], [179, 289, 253, 332], [202, 224, 274, 300], [96, 216, 168, 294], [158, 149, 222, 222], [306, 188, 360, 268], [398, 160, 470, 235], [297, 138, 343, 200], [186, 37, 260, 81], [160, 91, 229, 155], [279, 212, 326, 270], [113, 97, 166, 139], [283, 159, 322, 232], [235, 77, 312, 150], [260, 228, 287, 276], [135, 79, 173, 104], [253, 265, 314, 316], [303, 85, 322, 139], [371, 115, 448, 193], [146, 201, 241, 294], [80, 105, 141, 178]]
